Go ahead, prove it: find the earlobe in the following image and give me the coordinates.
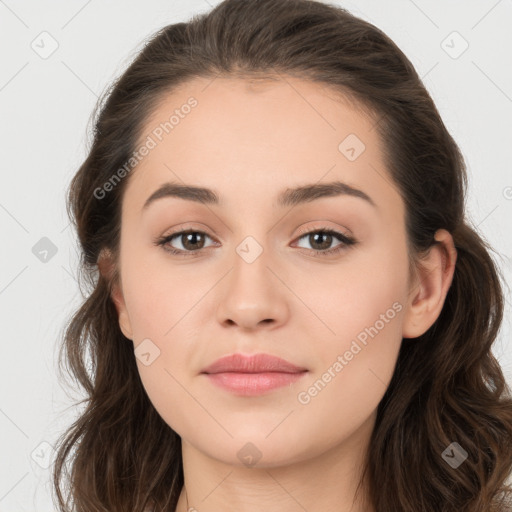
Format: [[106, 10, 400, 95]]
[[97, 248, 133, 340], [402, 229, 457, 339]]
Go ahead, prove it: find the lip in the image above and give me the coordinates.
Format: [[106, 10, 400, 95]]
[[201, 353, 308, 396], [201, 353, 307, 374]]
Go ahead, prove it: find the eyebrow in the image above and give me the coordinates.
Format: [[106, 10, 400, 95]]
[[142, 180, 377, 211]]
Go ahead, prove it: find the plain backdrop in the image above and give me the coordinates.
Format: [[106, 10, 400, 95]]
[[0, 0, 511, 510]]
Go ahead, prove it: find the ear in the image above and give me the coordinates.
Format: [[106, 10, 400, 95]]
[[402, 229, 457, 339], [97, 248, 133, 340]]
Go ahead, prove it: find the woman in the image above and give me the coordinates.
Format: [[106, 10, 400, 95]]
[[52, 0, 512, 510]]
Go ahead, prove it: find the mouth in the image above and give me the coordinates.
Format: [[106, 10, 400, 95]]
[[200, 352, 308, 396]]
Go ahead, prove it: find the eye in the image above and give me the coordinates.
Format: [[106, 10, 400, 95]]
[[155, 229, 218, 256], [154, 226, 357, 258], [293, 227, 357, 257]]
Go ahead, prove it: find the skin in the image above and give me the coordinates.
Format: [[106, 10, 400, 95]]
[[99, 75, 457, 512]]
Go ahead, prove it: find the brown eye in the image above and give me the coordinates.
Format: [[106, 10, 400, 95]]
[[177, 231, 207, 251], [305, 231, 335, 251], [155, 226, 356, 258], [294, 228, 356, 256], [156, 229, 216, 255]]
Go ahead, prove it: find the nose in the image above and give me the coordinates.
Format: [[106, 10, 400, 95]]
[[215, 245, 290, 331]]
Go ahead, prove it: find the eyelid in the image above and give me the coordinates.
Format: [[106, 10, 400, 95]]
[[294, 222, 352, 239], [159, 221, 352, 244], [161, 222, 217, 239]]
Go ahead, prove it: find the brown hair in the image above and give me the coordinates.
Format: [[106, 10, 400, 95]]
[[52, 0, 512, 510]]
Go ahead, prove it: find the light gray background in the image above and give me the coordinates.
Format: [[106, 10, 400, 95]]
[[1, 0, 511, 510]]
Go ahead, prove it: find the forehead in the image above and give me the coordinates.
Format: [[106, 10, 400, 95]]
[[124, 75, 400, 218], [141, 75, 376, 148]]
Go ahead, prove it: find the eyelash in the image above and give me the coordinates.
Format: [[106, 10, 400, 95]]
[[154, 226, 357, 258]]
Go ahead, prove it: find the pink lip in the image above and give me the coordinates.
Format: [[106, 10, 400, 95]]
[[201, 353, 308, 396]]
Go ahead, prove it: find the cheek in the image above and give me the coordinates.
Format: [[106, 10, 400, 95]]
[[119, 246, 195, 432], [118, 238, 206, 395], [120, 241, 200, 341], [294, 243, 408, 426], [294, 237, 408, 347]]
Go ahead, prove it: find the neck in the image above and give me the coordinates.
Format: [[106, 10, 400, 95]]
[[174, 411, 376, 512]]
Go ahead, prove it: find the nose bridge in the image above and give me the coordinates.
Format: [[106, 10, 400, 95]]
[[229, 229, 274, 291], [227, 203, 275, 262], [226, 205, 292, 282], [215, 224, 289, 329], [235, 232, 267, 265]]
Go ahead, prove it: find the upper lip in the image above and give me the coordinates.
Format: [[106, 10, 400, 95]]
[[201, 353, 308, 374]]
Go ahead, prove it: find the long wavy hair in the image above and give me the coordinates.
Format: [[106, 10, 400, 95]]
[[52, 0, 512, 510]]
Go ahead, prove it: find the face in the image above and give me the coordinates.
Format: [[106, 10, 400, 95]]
[[108, 75, 420, 467]]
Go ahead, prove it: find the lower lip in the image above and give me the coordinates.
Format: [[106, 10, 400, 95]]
[[203, 371, 307, 395]]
